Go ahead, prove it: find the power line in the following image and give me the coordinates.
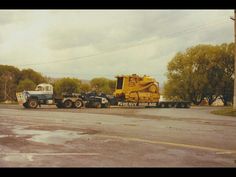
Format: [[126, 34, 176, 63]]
[[232, 10, 236, 109], [19, 52, 105, 67], [17, 19, 227, 67], [44, 72, 164, 77]]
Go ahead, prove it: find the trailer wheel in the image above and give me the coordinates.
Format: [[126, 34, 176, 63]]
[[180, 103, 185, 108], [94, 102, 101, 108], [185, 103, 190, 108], [64, 100, 73, 108], [28, 99, 38, 109], [167, 103, 172, 108], [102, 102, 110, 108], [160, 103, 165, 108], [74, 99, 83, 108]]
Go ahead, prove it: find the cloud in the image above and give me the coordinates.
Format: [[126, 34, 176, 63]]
[[46, 27, 107, 50], [0, 10, 234, 85], [0, 12, 16, 25], [0, 10, 37, 26], [44, 10, 190, 51]]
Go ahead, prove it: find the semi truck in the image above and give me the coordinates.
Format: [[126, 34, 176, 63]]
[[16, 83, 110, 109], [16, 74, 191, 109]]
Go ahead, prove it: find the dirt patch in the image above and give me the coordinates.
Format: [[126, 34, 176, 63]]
[[28, 130, 84, 145], [25, 125, 100, 135], [11, 125, 98, 145], [0, 136, 45, 149], [0, 125, 13, 135]]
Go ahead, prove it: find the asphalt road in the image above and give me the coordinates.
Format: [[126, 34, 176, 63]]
[[0, 104, 236, 167]]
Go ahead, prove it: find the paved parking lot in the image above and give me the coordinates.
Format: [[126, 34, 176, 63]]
[[0, 104, 236, 167]]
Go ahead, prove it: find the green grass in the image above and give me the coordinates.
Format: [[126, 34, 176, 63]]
[[211, 107, 236, 117]]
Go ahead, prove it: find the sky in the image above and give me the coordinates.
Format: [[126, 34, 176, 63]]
[[0, 10, 234, 85]]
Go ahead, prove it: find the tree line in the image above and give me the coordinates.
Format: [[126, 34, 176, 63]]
[[1, 42, 234, 105], [164, 43, 234, 106], [0, 65, 116, 102]]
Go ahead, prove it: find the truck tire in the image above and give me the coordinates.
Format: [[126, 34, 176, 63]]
[[23, 102, 29, 108], [28, 99, 38, 109], [74, 99, 83, 108], [63, 100, 73, 108]]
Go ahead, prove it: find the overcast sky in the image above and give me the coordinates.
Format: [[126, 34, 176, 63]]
[[0, 10, 234, 84]]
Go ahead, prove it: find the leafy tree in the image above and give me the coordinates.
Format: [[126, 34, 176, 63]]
[[0, 66, 47, 101], [80, 83, 91, 92], [90, 77, 116, 94], [17, 79, 36, 92], [20, 69, 46, 85], [53, 77, 81, 96], [44, 76, 56, 84], [164, 43, 234, 106], [217, 43, 234, 105], [164, 47, 209, 105], [108, 80, 116, 92], [0, 65, 21, 101]]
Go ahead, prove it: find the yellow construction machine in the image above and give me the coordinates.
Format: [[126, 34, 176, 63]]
[[114, 74, 160, 103], [113, 74, 190, 108]]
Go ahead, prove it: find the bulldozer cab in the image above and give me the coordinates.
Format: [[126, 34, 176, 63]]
[[116, 77, 124, 89], [115, 74, 138, 90]]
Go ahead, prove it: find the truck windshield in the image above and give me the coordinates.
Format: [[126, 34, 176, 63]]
[[36, 86, 43, 91], [45, 86, 52, 91]]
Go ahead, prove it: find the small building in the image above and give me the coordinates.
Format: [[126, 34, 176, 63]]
[[212, 97, 224, 106], [200, 97, 224, 106]]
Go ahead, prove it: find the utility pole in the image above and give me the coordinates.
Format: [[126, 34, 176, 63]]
[[232, 10, 236, 109]]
